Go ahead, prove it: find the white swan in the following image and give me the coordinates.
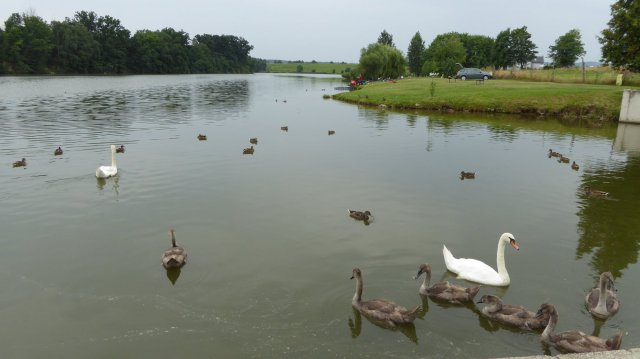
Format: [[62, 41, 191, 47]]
[[96, 145, 118, 178], [443, 232, 519, 286]]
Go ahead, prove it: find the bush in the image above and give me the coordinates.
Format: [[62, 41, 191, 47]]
[[296, 64, 303, 73]]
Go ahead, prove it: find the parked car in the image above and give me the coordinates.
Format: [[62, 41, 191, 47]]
[[455, 68, 493, 80]]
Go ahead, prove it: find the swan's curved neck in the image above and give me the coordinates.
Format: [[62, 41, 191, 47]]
[[595, 275, 610, 313], [353, 276, 363, 304], [421, 269, 431, 292], [171, 232, 177, 247], [541, 310, 557, 342], [496, 239, 510, 283]]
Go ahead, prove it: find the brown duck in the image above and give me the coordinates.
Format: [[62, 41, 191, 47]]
[[348, 210, 371, 222], [115, 145, 125, 153], [243, 146, 254, 154], [12, 158, 26, 167], [197, 134, 207, 141], [460, 171, 476, 180], [54, 147, 63, 156]]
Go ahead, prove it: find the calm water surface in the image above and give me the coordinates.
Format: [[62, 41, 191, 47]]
[[1, 74, 639, 358]]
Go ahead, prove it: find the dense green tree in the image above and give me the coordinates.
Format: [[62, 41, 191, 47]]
[[377, 29, 394, 47], [492, 28, 513, 69], [423, 32, 466, 76], [600, 0, 640, 71], [459, 34, 494, 68], [0, 10, 257, 75], [548, 29, 585, 67], [407, 31, 425, 76], [51, 20, 99, 73], [72, 11, 131, 73], [129, 28, 190, 74], [511, 26, 537, 69], [2, 13, 53, 73], [359, 43, 405, 79], [0, 27, 5, 73]]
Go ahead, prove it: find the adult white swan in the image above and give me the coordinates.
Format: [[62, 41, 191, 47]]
[[443, 232, 519, 286], [96, 145, 118, 178]]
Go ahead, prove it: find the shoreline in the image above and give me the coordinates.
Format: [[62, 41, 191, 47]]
[[332, 77, 634, 125]]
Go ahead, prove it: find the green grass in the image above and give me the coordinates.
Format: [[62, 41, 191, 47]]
[[333, 77, 639, 124], [493, 67, 640, 86], [267, 62, 356, 74]]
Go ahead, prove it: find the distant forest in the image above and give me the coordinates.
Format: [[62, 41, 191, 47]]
[[0, 10, 267, 75]]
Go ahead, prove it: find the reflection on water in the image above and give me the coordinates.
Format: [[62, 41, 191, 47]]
[[1, 74, 640, 358], [348, 307, 419, 344], [165, 268, 181, 285], [576, 155, 640, 278]]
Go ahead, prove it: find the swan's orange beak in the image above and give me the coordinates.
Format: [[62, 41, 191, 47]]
[[510, 239, 519, 251]]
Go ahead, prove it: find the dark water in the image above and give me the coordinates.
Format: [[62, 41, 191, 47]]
[[0, 74, 638, 358]]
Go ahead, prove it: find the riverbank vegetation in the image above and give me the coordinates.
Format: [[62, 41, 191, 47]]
[[267, 61, 355, 74], [333, 77, 634, 124], [0, 10, 267, 75]]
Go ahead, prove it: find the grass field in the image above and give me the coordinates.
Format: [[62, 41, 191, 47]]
[[333, 77, 639, 124], [267, 62, 356, 74], [493, 67, 640, 86]]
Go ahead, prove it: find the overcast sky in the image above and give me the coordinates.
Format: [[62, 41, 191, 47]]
[[1, 0, 612, 63]]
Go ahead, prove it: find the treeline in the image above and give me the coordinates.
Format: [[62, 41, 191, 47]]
[[0, 10, 267, 75]]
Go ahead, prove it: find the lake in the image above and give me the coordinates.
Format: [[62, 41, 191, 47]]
[[0, 73, 638, 358]]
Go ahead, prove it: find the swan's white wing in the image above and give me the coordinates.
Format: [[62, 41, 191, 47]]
[[96, 165, 117, 178], [443, 245, 503, 285]]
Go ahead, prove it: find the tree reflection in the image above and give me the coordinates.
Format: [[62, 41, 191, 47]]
[[576, 156, 640, 278]]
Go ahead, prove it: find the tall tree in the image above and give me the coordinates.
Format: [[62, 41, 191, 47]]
[[492, 28, 513, 70], [407, 31, 425, 76], [377, 30, 394, 47], [459, 34, 494, 68], [548, 29, 585, 67], [51, 20, 99, 73], [422, 32, 466, 76], [510, 26, 537, 69], [600, 0, 640, 71], [0, 27, 5, 73], [72, 11, 131, 73], [2, 13, 53, 73], [359, 42, 405, 79]]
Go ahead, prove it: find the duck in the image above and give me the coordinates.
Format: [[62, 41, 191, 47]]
[[115, 145, 125, 153], [535, 303, 622, 353], [414, 263, 480, 304], [12, 158, 26, 167], [348, 210, 371, 222], [443, 232, 519, 286], [571, 161, 579, 170], [162, 229, 187, 269], [328, 130, 336, 135], [584, 186, 608, 197], [243, 146, 254, 155], [54, 147, 63, 156], [558, 155, 570, 163], [350, 268, 421, 327], [197, 134, 207, 141], [585, 272, 620, 319], [548, 149, 561, 157], [95, 145, 118, 178], [460, 171, 476, 180], [477, 295, 549, 330], [281, 126, 288, 131], [250, 137, 258, 145]]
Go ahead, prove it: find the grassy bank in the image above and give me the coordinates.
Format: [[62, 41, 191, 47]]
[[267, 62, 356, 74], [493, 66, 640, 86], [332, 77, 637, 124]]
